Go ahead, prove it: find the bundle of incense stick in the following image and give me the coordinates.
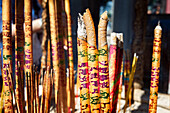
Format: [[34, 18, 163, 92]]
[[111, 33, 123, 112], [149, 22, 162, 113], [124, 53, 138, 113], [83, 9, 100, 112]]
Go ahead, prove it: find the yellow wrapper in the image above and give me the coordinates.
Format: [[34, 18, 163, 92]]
[[149, 23, 162, 113], [83, 9, 100, 113], [98, 11, 110, 112]]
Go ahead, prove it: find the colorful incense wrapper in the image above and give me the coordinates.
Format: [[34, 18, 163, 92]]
[[77, 14, 90, 112], [112, 33, 123, 112], [149, 22, 162, 113], [2, 0, 14, 112], [83, 9, 100, 112], [98, 11, 110, 112], [109, 32, 117, 111]]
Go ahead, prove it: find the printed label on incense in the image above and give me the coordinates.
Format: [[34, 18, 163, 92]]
[[149, 25, 162, 113], [78, 38, 90, 112]]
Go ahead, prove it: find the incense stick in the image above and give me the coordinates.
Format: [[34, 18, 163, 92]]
[[83, 9, 100, 113], [149, 22, 162, 113], [98, 11, 110, 112], [77, 14, 90, 112]]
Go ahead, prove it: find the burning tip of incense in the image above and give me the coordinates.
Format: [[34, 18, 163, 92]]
[[158, 21, 160, 26], [136, 56, 139, 59], [155, 21, 162, 30]]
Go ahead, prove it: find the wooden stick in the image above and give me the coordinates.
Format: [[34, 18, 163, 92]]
[[2, 0, 13, 112], [98, 11, 110, 112], [149, 22, 162, 113]]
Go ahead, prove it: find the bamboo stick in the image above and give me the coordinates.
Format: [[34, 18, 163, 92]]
[[35, 71, 40, 113], [40, 71, 46, 113], [24, 0, 32, 112], [2, 0, 13, 112], [83, 9, 100, 113], [48, 0, 60, 112], [98, 11, 110, 112], [65, 0, 75, 111], [15, 0, 25, 112], [148, 22, 162, 113], [77, 14, 90, 112]]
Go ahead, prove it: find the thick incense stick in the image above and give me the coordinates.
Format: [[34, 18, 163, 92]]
[[83, 9, 100, 113], [77, 14, 90, 112], [15, 0, 25, 112], [124, 54, 138, 113], [24, 0, 32, 112], [109, 32, 117, 111], [65, 0, 75, 111], [149, 22, 162, 113], [112, 33, 123, 112], [98, 11, 110, 112], [2, 0, 14, 112], [56, 0, 68, 112], [48, 0, 60, 112]]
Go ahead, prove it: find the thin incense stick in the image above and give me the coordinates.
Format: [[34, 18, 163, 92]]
[[24, 0, 32, 112], [49, 0, 60, 112], [98, 11, 110, 112], [2, 0, 13, 112], [149, 22, 162, 113], [77, 14, 90, 112], [124, 54, 138, 113], [83, 9, 100, 113], [15, 0, 25, 112], [56, 0, 68, 112], [65, 0, 75, 111]]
